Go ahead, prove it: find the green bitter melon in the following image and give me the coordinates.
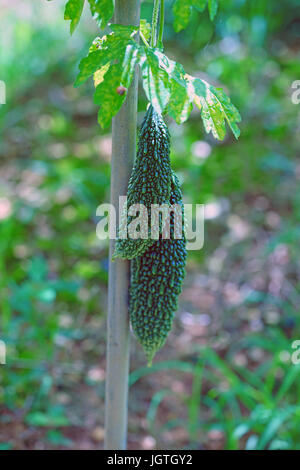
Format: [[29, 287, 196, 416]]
[[130, 171, 187, 364], [113, 105, 171, 260]]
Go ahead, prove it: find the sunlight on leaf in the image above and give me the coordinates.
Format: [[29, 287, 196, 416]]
[[140, 19, 151, 42], [75, 32, 240, 136], [93, 62, 110, 87], [74, 25, 138, 86], [95, 64, 126, 128], [94, 45, 139, 127]]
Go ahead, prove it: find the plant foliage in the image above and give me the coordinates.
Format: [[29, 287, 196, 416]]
[[173, 0, 219, 32], [62, 0, 240, 140]]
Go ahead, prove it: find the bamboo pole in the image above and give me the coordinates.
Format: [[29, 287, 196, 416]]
[[105, 0, 141, 451]]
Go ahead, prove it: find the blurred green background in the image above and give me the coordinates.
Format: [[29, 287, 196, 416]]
[[0, 0, 300, 450]]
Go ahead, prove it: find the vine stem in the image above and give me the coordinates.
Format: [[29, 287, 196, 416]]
[[151, 0, 161, 47], [158, 0, 164, 49], [105, 0, 141, 451], [140, 30, 150, 48]]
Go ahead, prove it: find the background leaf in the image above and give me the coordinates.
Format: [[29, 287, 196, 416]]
[[192, 0, 207, 11], [208, 0, 218, 20], [173, 0, 219, 31], [88, 0, 114, 29], [64, 0, 85, 34], [94, 64, 125, 128], [173, 0, 192, 33]]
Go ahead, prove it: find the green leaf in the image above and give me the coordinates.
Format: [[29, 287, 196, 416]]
[[191, 0, 207, 11], [257, 407, 296, 450], [208, 0, 218, 20], [152, 48, 240, 137], [155, 51, 193, 123], [94, 44, 139, 128], [64, 0, 85, 35], [168, 78, 193, 124], [140, 19, 151, 42], [173, 0, 192, 33], [120, 44, 140, 88], [36, 287, 56, 303], [76, 31, 240, 138], [213, 87, 241, 138], [192, 78, 227, 139], [28, 256, 48, 281], [190, 76, 241, 139], [155, 51, 186, 87], [140, 48, 171, 114], [95, 64, 126, 128], [26, 411, 69, 427], [173, 0, 218, 31], [46, 430, 72, 447], [109, 24, 139, 34], [88, 0, 114, 29], [74, 26, 138, 87]]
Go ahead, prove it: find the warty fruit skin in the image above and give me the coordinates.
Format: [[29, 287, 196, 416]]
[[129, 172, 187, 364], [113, 105, 171, 260]]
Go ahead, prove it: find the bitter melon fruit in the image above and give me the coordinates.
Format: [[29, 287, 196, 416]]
[[129, 171, 187, 364], [113, 104, 171, 260]]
